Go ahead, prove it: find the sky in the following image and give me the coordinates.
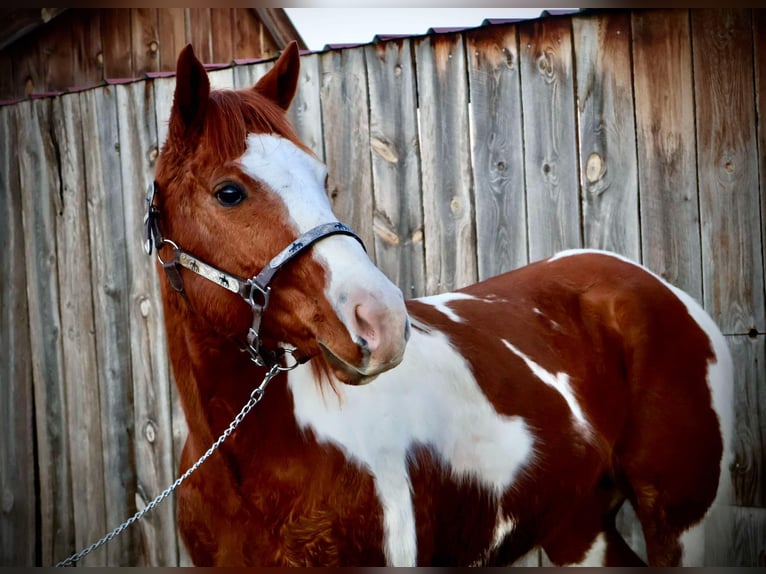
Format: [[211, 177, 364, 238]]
[[283, 8, 557, 51]]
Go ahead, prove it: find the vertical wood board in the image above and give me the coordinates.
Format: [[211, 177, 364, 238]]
[[573, 13, 640, 260], [632, 9, 702, 300], [287, 53, 325, 161], [518, 16, 581, 262], [131, 8, 160, 77], [15, 98, 75, 565], [692, 9, 764, 334], [79, 86, 138, 566], [157, 8, 188, 72], [415, 33, 477, 294], [727, 334, 766, 508], [319, 48, 375, 255], [466, 25, 528, 278], [116, 80, 178, 566], [51, 93, 108, 565], [0, 106, 36, 566], [364, 39, 426, 298], [100, 9, 133, 79]]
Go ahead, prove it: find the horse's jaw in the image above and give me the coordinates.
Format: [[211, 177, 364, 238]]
[[318, 340, 406, 386]]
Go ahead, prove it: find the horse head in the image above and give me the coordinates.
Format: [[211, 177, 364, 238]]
[[153, 41, 410, 385]]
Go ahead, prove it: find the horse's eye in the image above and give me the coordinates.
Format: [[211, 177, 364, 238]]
[[215, 184, 245, 207]]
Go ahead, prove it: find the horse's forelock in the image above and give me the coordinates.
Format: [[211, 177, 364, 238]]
[[200, 89, 307, 163]]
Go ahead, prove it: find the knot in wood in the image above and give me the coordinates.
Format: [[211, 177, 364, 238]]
[[144, 421, 157, 443], [586, 152, 604, 183]]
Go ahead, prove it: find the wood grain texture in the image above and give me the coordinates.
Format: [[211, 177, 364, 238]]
[[232, 59, 271, 90], [319, 47, 375, 257], [632, 9, 702, 301], [79, 86, 138, 566], [728, 334, 766, 508], [692, 9, 764, 334], [36, 12, 74, 93], [287, 53, 324, 161], [210, 8, 234, 63], [157, 8, 187, 72], [0, 50, 12, 99], [151, 76, 192, 567], [50, 93, 108, 566], [415, 33, 477, 294], [130, 8, 159, 77], [518, 16, 581, 262], [705, 504, 766, 566], [116, 80, 178, 566], [100, 9, 133, 79], [188, 8, 212, 63], [233, 8, 263, 60], [364, 39, 426, 298], [206, 66, 234, 90], [754, 9, 766, 326], [71, 9, 103, 89], [573, 12, 639, 260], [0, 106, 36, 566], [14, 98, 75, 566], [466, 25, 528, 279]]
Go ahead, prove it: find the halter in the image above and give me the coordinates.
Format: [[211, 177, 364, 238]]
[[143, 181, 364, 368]]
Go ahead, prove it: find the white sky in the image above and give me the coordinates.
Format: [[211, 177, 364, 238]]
[[284, 8, 557, 51]]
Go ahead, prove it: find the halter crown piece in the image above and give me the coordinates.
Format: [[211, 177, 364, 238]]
[[143, 181, 365, 368]]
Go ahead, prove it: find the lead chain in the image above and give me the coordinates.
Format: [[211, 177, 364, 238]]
[[55, 363, 284, 567]]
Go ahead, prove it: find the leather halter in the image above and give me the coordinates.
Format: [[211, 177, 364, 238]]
[[143, 181, 365, 368]]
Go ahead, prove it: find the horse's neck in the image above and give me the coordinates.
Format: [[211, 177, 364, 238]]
[[163, 303, 289, 452]]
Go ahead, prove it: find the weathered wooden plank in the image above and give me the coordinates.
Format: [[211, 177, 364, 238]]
[[10, 33, 42, 96], [14, 98, 75, 565], [364, 39, 426, 299], [152, 76, 176, 152], [414, 33, 477, 294], [36, 12, 74, 93], [100, 9, 133, 79], [287, 52, 324, 161], [116, 80, 178, 566], [692, 9, 764, 334], [207, 66, 234, 90], [0, 105, 36, 566], [632, 9, 702, 301], [728, 334, 766, 508], [71, 9, 103, 89], [232, 60, 271, 90], [233, 8, 262, 60], [466, 24, 528, 279], [573, 12, 639, 260], [0, 50, 13, 99], [615, 501, 647, 563], [157, 8, 187, 72], [151, 75, 192, 567], [518, 15, 581, 262], [754, 9, 766, 313], [319, 48, 375, 259], [50, 93, 108, 566], [705, 504, 766, 566], [131, 8, 160, 77], [188, 8, 212, 63], [79, 86, 138, 565], [210, 8, 234, 63]]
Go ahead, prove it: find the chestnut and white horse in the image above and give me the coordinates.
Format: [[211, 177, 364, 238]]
[[150, 41, 733, 566]]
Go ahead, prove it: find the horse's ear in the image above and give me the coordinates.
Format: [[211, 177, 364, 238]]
[[254, 41, 300, 111], [169, 44, 210, 146]]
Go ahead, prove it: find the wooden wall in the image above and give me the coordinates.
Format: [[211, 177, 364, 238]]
[[0, 8, 764, 567], [0, 8, 282, 100]]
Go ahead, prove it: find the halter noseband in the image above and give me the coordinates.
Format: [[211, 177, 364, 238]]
[[143, 181, 365, 368]]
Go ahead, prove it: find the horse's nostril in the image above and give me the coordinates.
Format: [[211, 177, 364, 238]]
[[356, 336, 370, 352]]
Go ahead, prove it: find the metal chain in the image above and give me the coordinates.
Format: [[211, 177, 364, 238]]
[[55, 362, 287, 567]]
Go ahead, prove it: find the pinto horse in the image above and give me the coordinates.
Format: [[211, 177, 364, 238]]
[[150, 41, 733, 567]]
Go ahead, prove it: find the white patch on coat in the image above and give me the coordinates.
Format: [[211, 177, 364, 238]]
[[239, 133, 405, 352], [502, 339, 590, 433], [417, 292, 478, 323], [570, 532, 606, 566], [288, 327, 536, 566]]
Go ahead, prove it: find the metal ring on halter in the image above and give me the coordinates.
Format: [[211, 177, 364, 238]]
[[276, 348, 301, 371], [155, 239, 179, 265]]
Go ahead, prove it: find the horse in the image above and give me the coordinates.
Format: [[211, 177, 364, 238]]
[[149, 40, 734, 567]]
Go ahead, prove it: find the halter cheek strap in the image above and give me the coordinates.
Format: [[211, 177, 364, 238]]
[[144, 181, 365, 368]]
